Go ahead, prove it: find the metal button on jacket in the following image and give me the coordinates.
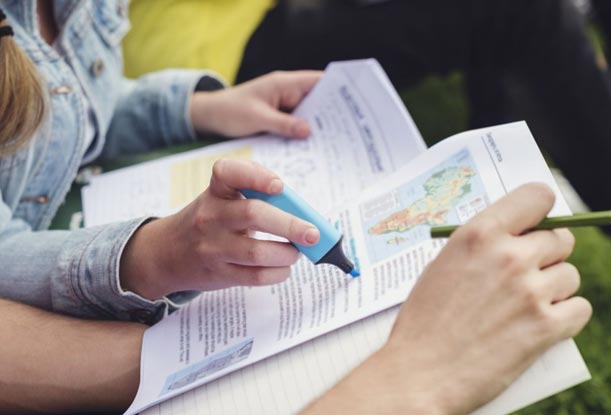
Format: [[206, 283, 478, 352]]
[[117, 2, 127, 17], [90, 58, 105, 77], [51, 85, 72, 95]]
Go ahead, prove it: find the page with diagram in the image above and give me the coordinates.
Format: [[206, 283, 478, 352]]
[[125, 122, 590, 415], [82, 58, 425, 227]]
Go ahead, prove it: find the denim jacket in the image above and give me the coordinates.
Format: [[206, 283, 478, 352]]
[[0, 0, 223, 323]]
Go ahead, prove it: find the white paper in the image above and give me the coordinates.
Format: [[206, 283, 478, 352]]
[[124, 122, 590, 415], [82, 59, 425, 227]]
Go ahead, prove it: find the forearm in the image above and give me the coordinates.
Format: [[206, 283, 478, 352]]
[[102, 71, 224, 160], [0, 299, 145, 413], [0, 214, 177, 322], [302, 347, 445, 415]]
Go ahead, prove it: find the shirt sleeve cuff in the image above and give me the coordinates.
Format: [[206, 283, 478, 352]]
[[57, 217, 192, 324]]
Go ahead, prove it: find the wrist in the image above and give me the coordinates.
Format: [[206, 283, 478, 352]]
[[119, 218, 174, 300], [305, 347, 445, 415], [189, 91, 224, 137], [380, 339, 485, 415]]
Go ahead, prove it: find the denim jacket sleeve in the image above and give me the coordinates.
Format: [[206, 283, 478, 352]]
[[0, 196, 177, 323], [101, 70, 226, 160]]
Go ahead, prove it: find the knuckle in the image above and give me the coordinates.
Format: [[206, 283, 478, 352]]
[[533, 308, 555, 335], [581, 298, 594, 320], [211, 159, 228, 180], [193, 210, 213, 232], [287, 248, 301, 264], [533, 307, 557, 339], [282, 117, 295, 132], [242, 200, 260, 224], [563, 262, 581, 291], [522, 281, 542, 311], [563, 261, 579, 276], [458, 217, 498, 248], [287, 217, 301, 241], [516, 279, 551, 330], [275, 267, 292, 282], [278, 245, 300, 266], [458, 225, 487, 248], [498, 246, 527, 275], [256, 173, 276, 192], [529, 183, 555, 206], [250, 268, 269, 286], [557, 229, 576, 254], [265, 70, 286, 86], [195, 243, 218, 264], [246, 244, 266, 265], [516, 280, 551, 329], [269, 70, 287, 79], [250, 267, 290, 286], [285, 89, 302, 106]]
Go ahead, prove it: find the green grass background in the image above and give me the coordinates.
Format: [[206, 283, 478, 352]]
[[403, 73, 611, 414]]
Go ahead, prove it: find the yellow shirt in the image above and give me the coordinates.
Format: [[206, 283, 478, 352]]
[[124, 0, 274, 83]]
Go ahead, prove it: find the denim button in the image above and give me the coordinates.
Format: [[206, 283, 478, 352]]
[[91, 58, 105, 77], [19, 195, 49, 204], [117, 2, 127, 17], [51, 85, 72, 95]]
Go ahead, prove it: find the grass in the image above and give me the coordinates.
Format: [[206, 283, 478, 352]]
[[403, 73, 611, 414]]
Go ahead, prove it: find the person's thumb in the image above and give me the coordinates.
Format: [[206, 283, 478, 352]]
[[258, 106, 311, 139]]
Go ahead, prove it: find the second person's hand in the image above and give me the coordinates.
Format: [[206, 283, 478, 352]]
[[189, 70, 323, 139]]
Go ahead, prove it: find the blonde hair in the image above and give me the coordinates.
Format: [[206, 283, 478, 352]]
[[0, 11, 46, 155]]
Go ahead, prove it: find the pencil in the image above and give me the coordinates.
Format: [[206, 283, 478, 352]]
[[430, 210, 611, 238]]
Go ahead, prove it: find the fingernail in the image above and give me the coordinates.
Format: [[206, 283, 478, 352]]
[[305, 228, 319, 245], [269, 179, 283, 194]]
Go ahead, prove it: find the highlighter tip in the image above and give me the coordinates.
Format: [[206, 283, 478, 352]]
[[350, 267, 360, 278]]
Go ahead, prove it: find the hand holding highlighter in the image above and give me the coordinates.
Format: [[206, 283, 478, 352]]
[[241, 185, 360, 277]]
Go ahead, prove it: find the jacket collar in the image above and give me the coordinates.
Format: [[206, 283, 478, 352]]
[[0, 0, 90, 60]]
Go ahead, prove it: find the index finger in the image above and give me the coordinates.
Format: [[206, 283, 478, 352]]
[[470, 182, 556, 235], [209, 159, 282, 199], [220, 199, 320, 246]]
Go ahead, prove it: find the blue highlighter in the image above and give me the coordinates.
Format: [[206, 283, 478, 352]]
[[240, 185, 360, 277]]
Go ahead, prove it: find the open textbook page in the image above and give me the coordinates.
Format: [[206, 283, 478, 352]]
[[125, 122, 590, 415], [82, 59, 425, 227]]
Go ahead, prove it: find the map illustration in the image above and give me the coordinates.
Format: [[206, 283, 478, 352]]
[[360, 148, 487, 263]]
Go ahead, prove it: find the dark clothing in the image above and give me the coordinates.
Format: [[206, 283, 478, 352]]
[[238, 0, 611, 213], [592, 0, 611, 59]]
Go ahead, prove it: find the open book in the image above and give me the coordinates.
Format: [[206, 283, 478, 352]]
[[82, 60, 590, 415]]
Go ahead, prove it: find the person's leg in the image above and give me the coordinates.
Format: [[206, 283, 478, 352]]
[[0, 299, 145, 413], [239, 0, 611, 211]]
